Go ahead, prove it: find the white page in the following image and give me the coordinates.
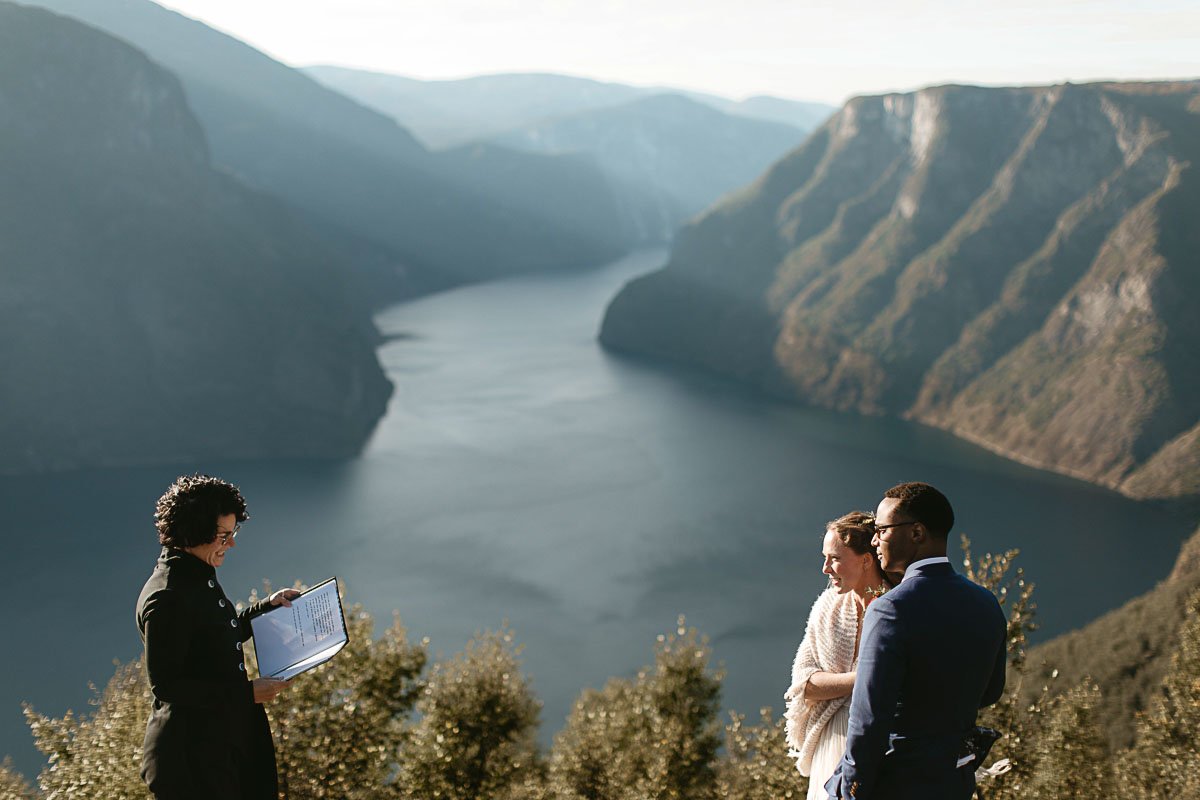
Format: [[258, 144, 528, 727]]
[[251, 578, 348, 679]]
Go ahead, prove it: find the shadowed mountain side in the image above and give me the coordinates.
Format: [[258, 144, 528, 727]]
[[0, 3, 392, 473], [485, 94, 812, 241], [601, 81, 1200, 499], [22, 0, 636, 289], [1025, 524, 1200, 750]]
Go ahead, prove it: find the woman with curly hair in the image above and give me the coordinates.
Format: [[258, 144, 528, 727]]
[[135, 474, 299, 799], [784, 511, 894, 800]]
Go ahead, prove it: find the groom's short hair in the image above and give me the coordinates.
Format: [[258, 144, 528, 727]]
[[884, 482, 954, 539]]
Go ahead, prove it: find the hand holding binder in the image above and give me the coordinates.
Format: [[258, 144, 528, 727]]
[[250, 578, 349, 680]]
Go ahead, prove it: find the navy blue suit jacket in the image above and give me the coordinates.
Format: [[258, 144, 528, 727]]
[[824, 561, 1006, 800]]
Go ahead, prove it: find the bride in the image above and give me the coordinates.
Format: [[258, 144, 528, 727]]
[[784, 511, 892, 800]]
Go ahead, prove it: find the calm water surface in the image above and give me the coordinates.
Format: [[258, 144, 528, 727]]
[[2, 249, 1194, 775]]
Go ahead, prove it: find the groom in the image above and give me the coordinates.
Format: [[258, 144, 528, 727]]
[[824, 482, 1007, 800]]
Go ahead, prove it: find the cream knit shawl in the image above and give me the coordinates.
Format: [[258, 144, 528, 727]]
[[784, 586, 860, 776]]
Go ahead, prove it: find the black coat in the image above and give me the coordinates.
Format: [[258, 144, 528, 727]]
[[136, 548, 278, 800]]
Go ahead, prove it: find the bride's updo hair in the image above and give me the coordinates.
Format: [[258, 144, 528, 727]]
[[827, 510, 877, 555], [827, 510, 896, 587]]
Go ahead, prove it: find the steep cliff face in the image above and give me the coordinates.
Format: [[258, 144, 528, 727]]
[[601, 81, 1200, 499], [0, 3, 392, 472]]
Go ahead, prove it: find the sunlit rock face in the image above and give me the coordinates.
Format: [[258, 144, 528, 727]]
[[0, 3, 393, 473], [601, 80, 1200, 499]]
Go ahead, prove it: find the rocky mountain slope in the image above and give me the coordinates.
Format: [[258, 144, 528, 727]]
[[0, 2, 392, 472], [601, 81, 1200, 500], [1026, 524, 1200, 749], [23, 0, 637, 288]]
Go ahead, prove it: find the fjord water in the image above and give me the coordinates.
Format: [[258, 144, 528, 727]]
[[2, 249, 1193, 775]]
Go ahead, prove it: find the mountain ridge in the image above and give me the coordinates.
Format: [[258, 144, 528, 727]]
[[21, 0, 639, 289], [303, 66, 833, 148], [600, 80, 1200, 501]]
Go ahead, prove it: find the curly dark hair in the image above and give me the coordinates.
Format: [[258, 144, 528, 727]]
[[155, 474, 249, 549], [883, 482, 954, 539]]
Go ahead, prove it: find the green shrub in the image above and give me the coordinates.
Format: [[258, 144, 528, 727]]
[[1024, 679, 1111, 799], [960, 535, 1047, 800], [717, 708, 804, 800], [1116, 588, 1200, 800], [548, 617, 722, 800], [393, 626, 541, 800], [0, 758, 36, 800], [23, 661, 151, 799]]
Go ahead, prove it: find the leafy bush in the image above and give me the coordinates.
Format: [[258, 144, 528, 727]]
[[959, 535, 1048, 800], [548, 617, 722, 800], [1116, 588, 1200, 799], [393, 626, 541, 800], [717, 708, 804, 800], [0, 758, 36, 800], [23, 661, 151, 799], [1024, 680, 1111, 799]]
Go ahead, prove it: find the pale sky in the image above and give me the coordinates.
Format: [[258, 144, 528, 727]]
[[155, 0, 1200, 104]]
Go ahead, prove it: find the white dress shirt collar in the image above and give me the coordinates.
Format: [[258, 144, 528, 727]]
[[902, 555, 951, 583]]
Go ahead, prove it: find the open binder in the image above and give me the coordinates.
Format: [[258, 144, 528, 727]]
[[250, 577, 349, 680]]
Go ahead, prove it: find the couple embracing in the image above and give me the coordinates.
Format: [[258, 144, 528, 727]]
[[785, 482, 1007, 800]]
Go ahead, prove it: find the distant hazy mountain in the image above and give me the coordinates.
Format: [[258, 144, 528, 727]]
[[304, 68, 646, 148], [601, 81, 1200, 500], [22, 0, 637, 288], [487, 94, 811, 241], [303, 67, 834, 149], [0, 2, 392, 472], [690, 94, 835, 132], [304, 67, 825, 242]]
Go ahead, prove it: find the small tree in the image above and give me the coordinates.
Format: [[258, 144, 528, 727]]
[[245, 583, 428, 800], [548, 679, 645, 800], [23, 661, 151, 799], [1117, 588, 1200, 800], [960, 536, 1045, 800], [0, 758, 36, 800], [394, 626, 541, 800], [1024, 679, 1111, 799], [716, 708, 804, 800], [549, 617, 722, 800]]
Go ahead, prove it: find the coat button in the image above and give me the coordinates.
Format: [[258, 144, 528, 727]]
[[238, 663, 245, 672], [208, 580, 215, 588], [219, 599, 226, 607], [236, 642, 243, 651], [230, 619, 238, 628]]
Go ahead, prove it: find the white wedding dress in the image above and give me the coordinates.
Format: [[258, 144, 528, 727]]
[[805, 703, 849, 800]]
